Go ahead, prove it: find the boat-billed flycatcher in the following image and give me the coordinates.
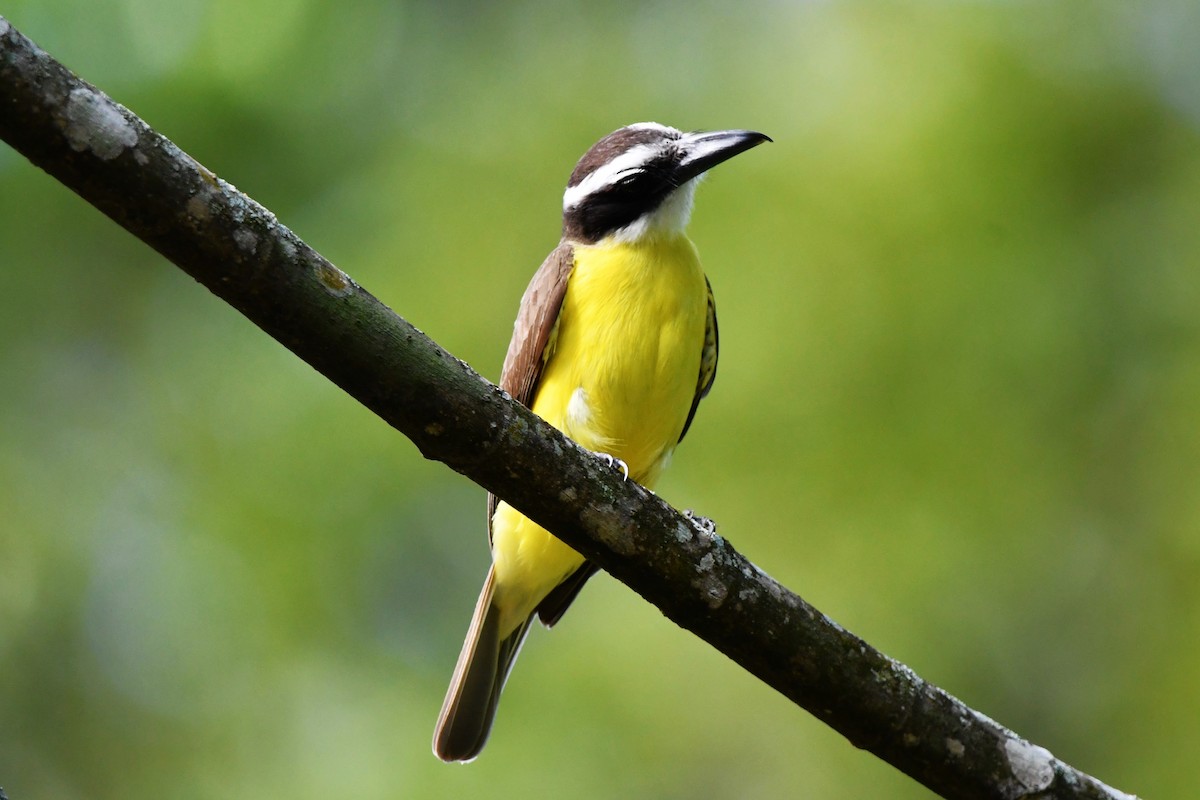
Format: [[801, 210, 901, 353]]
[[433, 122, 770, 762]]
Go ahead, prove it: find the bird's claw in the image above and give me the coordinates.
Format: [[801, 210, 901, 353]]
[[594, 451, 630, 481], [684, 510, 718, 535]]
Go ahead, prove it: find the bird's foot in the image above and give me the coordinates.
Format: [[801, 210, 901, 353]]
[[592, 451, 630, 481], [684, 510, 718, 535]]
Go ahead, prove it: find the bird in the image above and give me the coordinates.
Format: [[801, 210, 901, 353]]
[[433, 122, 770, 762]]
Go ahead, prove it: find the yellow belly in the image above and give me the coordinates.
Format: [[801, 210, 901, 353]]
[[491, 234, 709, 634]]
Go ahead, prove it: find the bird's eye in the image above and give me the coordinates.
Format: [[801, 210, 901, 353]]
[[612, 172, 641, 191]]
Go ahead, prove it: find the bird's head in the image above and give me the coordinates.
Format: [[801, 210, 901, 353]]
[[561, 122, 770, 245]]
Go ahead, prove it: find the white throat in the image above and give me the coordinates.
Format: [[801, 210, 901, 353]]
[[606, 179, 699, 244]]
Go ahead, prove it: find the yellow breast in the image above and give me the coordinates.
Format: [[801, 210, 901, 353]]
[[532, 234, 708, 484], [489, 233, 709, 633]]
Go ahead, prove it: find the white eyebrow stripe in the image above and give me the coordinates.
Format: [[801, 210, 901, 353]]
[[562, 144, 659, 210]]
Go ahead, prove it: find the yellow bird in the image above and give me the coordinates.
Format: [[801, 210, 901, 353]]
[[433, 122, 770, 762]]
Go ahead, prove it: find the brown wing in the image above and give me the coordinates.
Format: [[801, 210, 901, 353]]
[[678, 274, 718, 443], [487, 242, 575, 537]]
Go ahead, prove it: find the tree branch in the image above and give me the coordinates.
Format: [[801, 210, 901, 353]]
[[0, 17, 1137, 800]]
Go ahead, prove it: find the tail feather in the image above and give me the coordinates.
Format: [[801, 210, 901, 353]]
[[433, 568, 532, 762]]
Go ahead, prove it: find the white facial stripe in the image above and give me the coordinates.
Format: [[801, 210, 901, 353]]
[[562, 143, 659, 211]]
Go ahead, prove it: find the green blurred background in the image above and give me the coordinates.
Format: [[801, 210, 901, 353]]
[[2, 1, 1198, 797]]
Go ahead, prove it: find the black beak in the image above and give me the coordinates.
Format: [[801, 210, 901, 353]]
[[675, 129, 771, 184]]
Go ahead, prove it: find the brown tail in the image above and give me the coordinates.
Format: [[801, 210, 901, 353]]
[[433, 568, 532, 762]]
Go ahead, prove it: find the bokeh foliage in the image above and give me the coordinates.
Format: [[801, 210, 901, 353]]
[[2, 1, 1198, 797]]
